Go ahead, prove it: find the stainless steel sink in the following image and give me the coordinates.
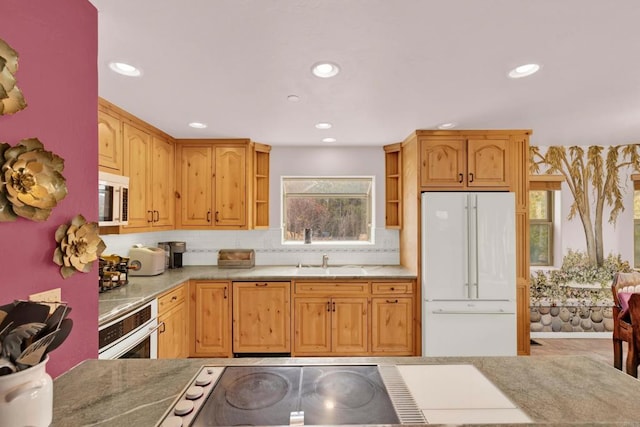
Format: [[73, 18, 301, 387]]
[[295, 266, 367, 276]]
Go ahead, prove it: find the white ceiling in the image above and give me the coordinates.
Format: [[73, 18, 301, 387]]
[[89, 0, 640, 147]]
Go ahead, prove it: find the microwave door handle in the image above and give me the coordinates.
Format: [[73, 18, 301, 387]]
[[109, 320, 161, 359]]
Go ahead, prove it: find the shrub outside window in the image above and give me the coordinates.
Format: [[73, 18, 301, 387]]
[[530, 190, 553, 266], [282, 177, 373, 243]]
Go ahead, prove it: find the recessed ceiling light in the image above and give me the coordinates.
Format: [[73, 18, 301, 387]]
[[287, 94, 300, 102], [108, 61, 142, 77], [315, 122, 332, 130], [188, 122, 207, 129], [508, 63, 541, 79], [312, 62, 340, 78], [437, 122, 457, 129], [322, 137, 337, 143]]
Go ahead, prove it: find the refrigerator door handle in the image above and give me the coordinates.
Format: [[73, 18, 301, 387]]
[[432, 309, 516, 315]]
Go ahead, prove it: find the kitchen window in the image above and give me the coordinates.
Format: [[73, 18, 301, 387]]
[[529, 175, 563, 267], [282, 177, 374, 243], [633, 176, 640, 267], [530, 190, 554, 266]]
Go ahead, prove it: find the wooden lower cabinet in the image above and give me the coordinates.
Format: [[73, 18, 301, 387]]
[[190, 280, 231, 357], [294, 297, 368, 355], [157, 283, 188, 358], [371, 297, 413, 355], [232, 282, 291, 353]]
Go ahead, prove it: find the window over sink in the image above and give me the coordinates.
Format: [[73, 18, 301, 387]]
[[282, 177, 374, 244]]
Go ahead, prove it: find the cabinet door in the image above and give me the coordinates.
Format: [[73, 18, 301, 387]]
[[467, 138, 509, 188], [179, 145, 213, 227], [123, 123, 153, 229], [192, 281, 231, 357], [420, 138, 466, 188], [371, 297, 413, 355], [215, 146, 246, 227], [152, 136, 175, 227], [98, 110, 122, 174], [332, 297, 368, 354], [232, 282, 290, 353], [294, 297, 331, 355], [158, 302, 188, 358]]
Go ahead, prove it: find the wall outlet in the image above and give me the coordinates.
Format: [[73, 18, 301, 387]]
[[29, 288, 61, 313]]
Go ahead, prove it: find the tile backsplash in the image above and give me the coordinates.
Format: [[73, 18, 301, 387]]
[[101, 228, 400, 266]]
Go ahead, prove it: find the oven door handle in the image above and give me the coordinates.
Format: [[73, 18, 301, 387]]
[[106, 320, 160, 359]]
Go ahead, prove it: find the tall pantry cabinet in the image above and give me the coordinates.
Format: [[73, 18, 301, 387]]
[[388, 130, 531, 355]]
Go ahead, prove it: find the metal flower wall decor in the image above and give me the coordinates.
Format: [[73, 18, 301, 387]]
[[53, 214, 106, 279], [0, 138, 68, 222], [0, 38, 27, 115]]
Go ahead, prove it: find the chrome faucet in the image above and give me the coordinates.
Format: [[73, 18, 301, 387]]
[[322, 254, 329, 269]]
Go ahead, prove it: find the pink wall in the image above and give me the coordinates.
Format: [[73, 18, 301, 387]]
[[2, 0, 98, 377]]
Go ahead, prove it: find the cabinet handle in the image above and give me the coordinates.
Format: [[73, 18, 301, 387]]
[[158, 321, 166, 334], [332, 301, 336, 312], [224, 287, 227, 299], [469, 172, 474, 182], [255, 283, 268, 287], [458, 173, 464, 183], [326, 301, 331, 312], [215, 211, 219, 223], [390, 287, 395, 291], [154, 210, 159, 222], [147, 210, 153, 223], [171, 295, 177, 301], [206, 210, 211, 222], [386, 299, 399, 304]]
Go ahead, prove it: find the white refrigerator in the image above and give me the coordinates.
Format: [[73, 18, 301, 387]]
[[421, 192, 517, 356]]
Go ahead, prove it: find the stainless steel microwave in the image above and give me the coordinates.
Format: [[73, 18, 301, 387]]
[[98, 171, 129, 226]]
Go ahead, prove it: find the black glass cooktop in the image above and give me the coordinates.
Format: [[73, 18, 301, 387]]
[[192, 365, 399, 426]]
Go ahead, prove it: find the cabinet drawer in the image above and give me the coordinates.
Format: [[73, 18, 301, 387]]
[[295, 281, 369, 295], [372, 282, 413, 294], [158, 283, 186, 313]]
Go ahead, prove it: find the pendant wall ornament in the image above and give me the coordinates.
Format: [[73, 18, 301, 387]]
[[0, 138, 68, 222], [0, 38, 27, 115], [53, 214, 106, 279]]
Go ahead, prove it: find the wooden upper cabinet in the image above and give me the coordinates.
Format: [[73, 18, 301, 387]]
[[253, 143, 270, 229], [151, 137, 175, 227], [98, 109, 123, 174], [420, 138, 466, 188], [215, 146, 246, 227], [176, 140, 265, 230], [123, 123, 175, 231], [467, 138, 509, 187], [178, 145, 213, 226], [123, 123, 153, 229], [384, 143, 402, 228], [420, 136, 509, 189]]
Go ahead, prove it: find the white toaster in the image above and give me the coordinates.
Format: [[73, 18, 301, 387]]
[[128, 246, 166, 276]]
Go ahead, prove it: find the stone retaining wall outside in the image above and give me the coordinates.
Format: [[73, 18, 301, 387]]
[[530, 305, 614, 333]]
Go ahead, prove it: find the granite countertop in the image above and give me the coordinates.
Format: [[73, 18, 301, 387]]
[[52, 355, 640, 426], [99, 265, 415, 325]]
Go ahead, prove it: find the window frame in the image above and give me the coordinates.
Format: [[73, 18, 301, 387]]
[[529, 175, 563, 267], [281, 176, 375, 245], [529, 190, 554, 266]]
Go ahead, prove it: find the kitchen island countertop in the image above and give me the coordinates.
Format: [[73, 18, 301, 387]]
[[52, 355, 640, 426], [99, 265, 415, 325]]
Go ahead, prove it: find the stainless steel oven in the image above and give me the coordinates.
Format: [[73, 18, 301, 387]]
[[98, 300, 159, 359]]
